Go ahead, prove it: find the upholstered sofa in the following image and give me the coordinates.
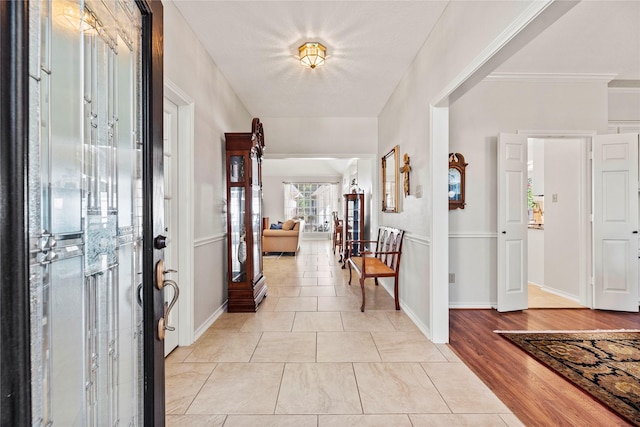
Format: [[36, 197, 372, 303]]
[[262, 220, 305, 254]]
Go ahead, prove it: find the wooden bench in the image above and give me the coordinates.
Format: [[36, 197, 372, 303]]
[[346, 226, 405, 312]]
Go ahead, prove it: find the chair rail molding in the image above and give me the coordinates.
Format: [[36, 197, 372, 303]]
[[194, 233, 226, 248]]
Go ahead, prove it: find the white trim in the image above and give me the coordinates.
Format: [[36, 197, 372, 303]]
[[449, 232, 497, 239], [608, 87, 640, 94], [432, 0, 576, 106], [430, 106, 449, 343], [486, 72, 617, 83], [404, 233, 431, 246], [517, 130, 597, 137], [399, 302, 431, 341], [164, 78, 196, 347], [193, 302, 228, 342], [194, 234, 226, 248], [536, 285, 580, 304]]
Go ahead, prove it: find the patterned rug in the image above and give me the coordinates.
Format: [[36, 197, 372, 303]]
[[496, 330, 640, 426]]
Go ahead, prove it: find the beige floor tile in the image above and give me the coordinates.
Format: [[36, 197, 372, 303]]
[[371, 331, 447, 362], [251, 332, 317, 362], [421, 362, 510, 413], [299, 286, 336, 297], [257, 295, 279, 311], [165, 346, 195, 363], [207, 313, 251, 331], [187, 363, 284, 414], [437, 344, 462, 362], [283, 277, 318, 286], [276, 363, 362, 414], [409, 414, 511, 426], [317, 332, 381, 362], [165, 414, 226, 427], [239, 311, 295, 332], [165, 363, 216, 414], [333, 284, 362, 296], [184, 331, 261, 362], [341, 311, 396, 331], [319, 414, 412, 427], [224, 415, 318, 427], [292, 312, 344, 332], [317, 295, 361, 311], [499, 413, 526, 427], [266, 286, 301, 297], [385, 311, 421, 331], [303, 271, 333, 278], [274, 296, 318, 311], [353, 362, 450, 414]]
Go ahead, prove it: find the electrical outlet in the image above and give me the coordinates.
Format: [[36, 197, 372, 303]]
[[449, 273, 455, 284]]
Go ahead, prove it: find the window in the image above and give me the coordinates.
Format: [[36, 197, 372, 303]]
[[284, 182, 337, 233]]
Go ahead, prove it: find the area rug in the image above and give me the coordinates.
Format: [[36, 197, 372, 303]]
[[496, 330, 640, 426]]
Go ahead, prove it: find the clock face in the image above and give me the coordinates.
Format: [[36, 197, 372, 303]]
[[448, 168, 461, 201]]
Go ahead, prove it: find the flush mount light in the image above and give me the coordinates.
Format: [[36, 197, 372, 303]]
[[299, 42, 326, 69]]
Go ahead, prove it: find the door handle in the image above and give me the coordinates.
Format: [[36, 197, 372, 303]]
[[162, 280, 180, 332], [501, 231, 506, 234], [633, 231, 638, 234]]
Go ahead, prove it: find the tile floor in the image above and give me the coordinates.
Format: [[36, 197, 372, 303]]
[[165, 240, 524, 427]]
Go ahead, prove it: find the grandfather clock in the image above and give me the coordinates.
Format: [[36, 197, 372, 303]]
[[225, 118, 267, 312]]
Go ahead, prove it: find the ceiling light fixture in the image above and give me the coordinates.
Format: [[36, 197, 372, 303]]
[[299, 42, 326, 69]]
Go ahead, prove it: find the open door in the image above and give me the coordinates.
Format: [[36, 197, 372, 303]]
[[593, 133, 639, 312], [497, 133, 528, 312]]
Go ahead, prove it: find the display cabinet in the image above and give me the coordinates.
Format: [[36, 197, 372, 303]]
[[225, 118, 267, 312], [341, 193, 365, 267]]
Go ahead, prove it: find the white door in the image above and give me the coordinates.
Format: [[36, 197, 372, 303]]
[[163, 99, 180, 355], [497, 133, 529, 312], [593, 133, 639, 312]]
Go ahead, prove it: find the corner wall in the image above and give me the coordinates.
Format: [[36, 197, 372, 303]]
[[378, 1, 546, 339], [164, 1, 252, 334]]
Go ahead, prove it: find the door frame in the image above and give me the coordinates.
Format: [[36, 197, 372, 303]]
[[164, 79, 195, 347], [0, 2, 31, 425], [517, 130, 595, 308]]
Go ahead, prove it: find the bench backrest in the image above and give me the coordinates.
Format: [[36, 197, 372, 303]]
[[375, 226, 404, 270]]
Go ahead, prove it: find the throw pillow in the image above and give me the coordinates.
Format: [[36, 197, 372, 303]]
[[282, 219, 295, 230], [270, 223, 283, 230]]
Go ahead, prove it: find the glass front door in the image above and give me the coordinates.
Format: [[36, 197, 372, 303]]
[[28, 1, 147, 425]]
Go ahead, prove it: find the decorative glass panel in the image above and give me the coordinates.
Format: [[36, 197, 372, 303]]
[[230, 187, 247, 282]]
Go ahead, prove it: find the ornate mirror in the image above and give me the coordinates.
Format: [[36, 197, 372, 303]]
[[382, 145, 399, 212], [448, 152, 468, 210]]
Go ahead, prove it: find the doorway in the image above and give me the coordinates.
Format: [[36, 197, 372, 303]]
[[526, 137, 588, 308]]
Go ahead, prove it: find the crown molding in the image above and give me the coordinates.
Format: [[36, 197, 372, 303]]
[[485, 72, 617, 83], [608, 87, 640, 94]]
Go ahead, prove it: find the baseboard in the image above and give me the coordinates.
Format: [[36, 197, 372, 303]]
[[193, 302, 227, 341]]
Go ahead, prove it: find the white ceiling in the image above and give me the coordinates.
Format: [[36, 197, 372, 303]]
[[172, 1, 639, 119], [172, 0, 639, 176], [172, 0, 448, 117]]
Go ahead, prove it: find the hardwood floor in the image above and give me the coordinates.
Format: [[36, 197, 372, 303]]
[[448, 309, 640, 427]]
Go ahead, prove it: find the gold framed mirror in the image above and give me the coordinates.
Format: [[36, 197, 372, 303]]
[[382, 145, 399, 212]]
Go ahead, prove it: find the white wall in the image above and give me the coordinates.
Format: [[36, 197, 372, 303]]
[[527, 229, 544, 286], [449, 79, 608, 307], [263, 117, 378, 156], [609, 88, 640, 122], [543, 138, 583, 300], [164, 1, 252, 333], [378, 1, 558, 338]]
